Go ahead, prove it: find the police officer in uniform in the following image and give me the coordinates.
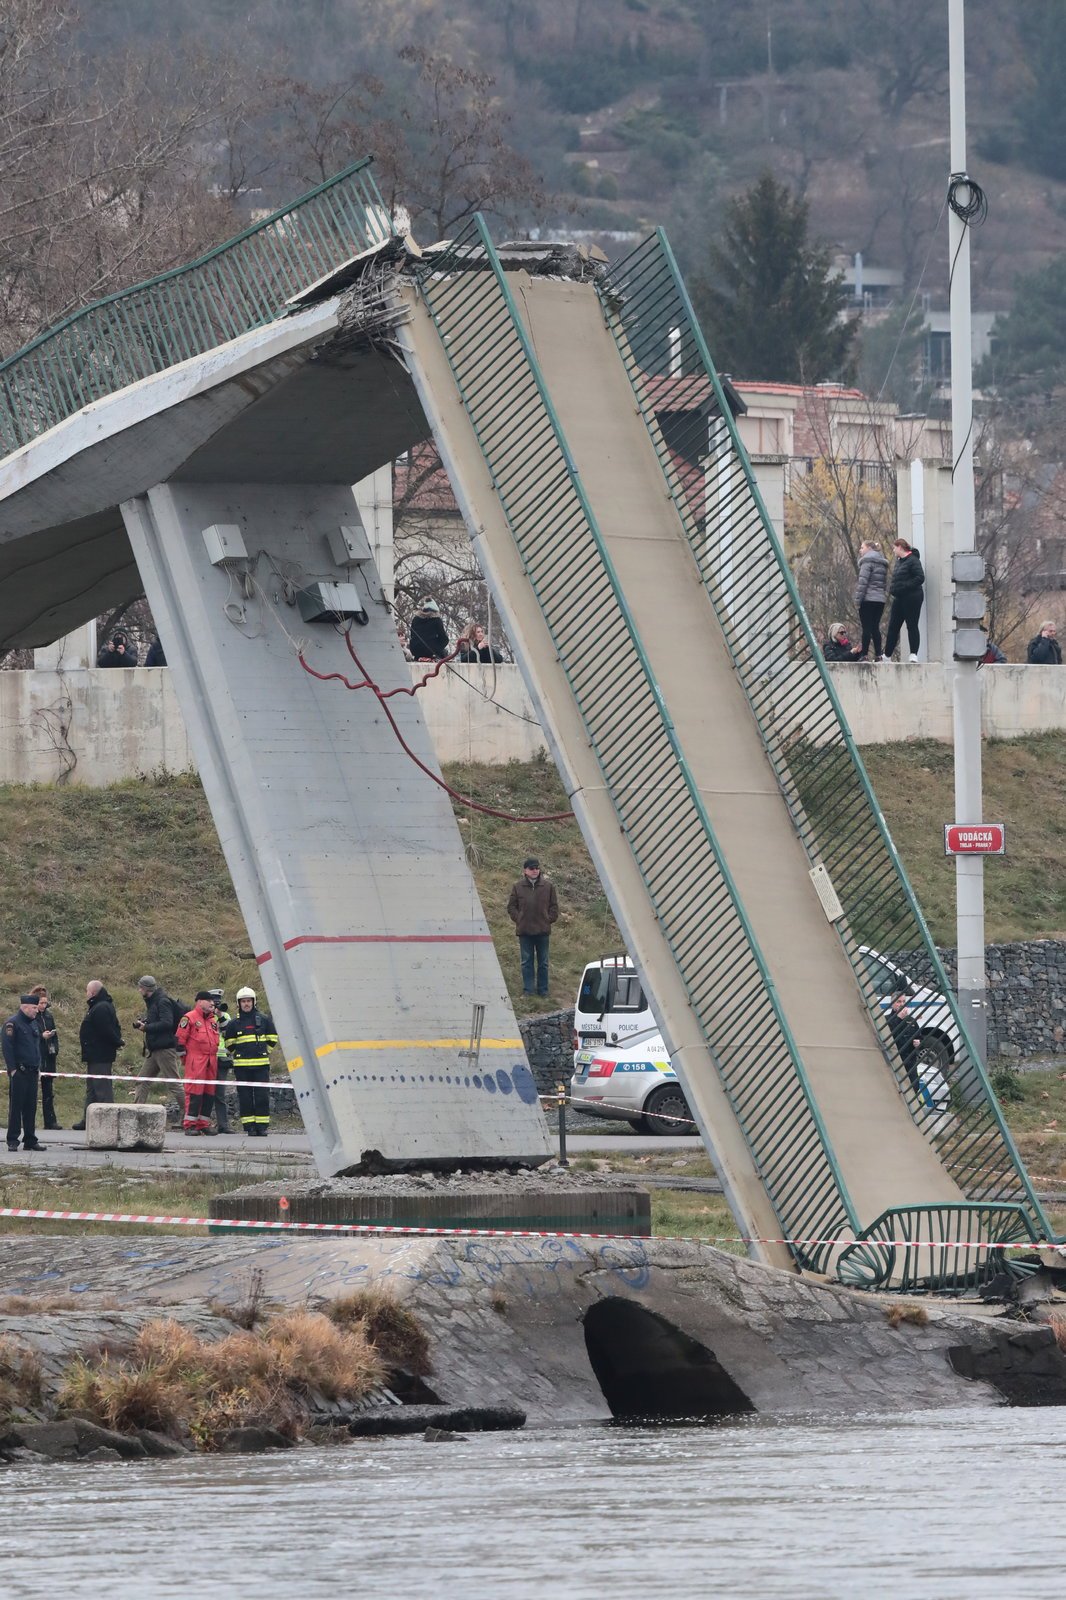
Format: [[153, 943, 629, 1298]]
[[3, 995, 47, 1151], [208, 989, 235, 1134], [224, 986, 278, 1136]]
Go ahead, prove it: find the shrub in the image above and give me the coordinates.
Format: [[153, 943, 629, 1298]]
[[327, 1288, 433, 1378], [885, 1302, 930, 1328], [57, 1310, 385, 1449]]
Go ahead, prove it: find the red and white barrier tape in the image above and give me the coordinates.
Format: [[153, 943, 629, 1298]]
[[0, 1203, 1062, 1253], [28, 1068, 288, 1092], [539, 1092, 697, 1128]]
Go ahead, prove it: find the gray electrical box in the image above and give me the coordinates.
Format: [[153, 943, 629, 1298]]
[[202, 523, 248, 566], [296, 582, 367, 624], [326, 522, 372, 566], [953, 625, 987, 660], [952, 590, 986, 622], [951, 551, 986, 585]]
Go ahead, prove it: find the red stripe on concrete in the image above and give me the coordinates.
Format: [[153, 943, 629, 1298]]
[[257, 933, 495, 963]]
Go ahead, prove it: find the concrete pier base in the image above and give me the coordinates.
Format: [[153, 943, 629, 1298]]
[[210, 1176, 652, 1238]]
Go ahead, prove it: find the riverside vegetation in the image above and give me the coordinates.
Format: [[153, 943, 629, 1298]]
[[0, 1287, 432, 1452]]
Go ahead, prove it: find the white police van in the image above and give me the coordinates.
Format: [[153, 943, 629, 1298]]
[[570, 949, 959, 1129]]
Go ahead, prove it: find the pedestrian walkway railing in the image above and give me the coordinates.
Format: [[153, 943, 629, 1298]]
[[597, 229, 1048, 1241], [416, 218, 856, 1275], [835, 1202, 1040, 1292], [0, 157, 389, 459]]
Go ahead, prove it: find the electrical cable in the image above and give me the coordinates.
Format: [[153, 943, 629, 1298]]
[[299, 633, 574, 823]]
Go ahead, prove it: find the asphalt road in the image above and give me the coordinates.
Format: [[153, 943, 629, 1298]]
[[0, 1125, 705, 1176]]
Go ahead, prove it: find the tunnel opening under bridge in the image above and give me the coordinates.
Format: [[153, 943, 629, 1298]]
[[583, 1298, 755, 1420]]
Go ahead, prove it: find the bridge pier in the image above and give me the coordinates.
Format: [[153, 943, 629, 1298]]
[[121, 479, 549, 1175]]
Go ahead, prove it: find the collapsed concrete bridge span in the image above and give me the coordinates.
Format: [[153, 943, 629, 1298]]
[[0, 161, 1050, 1288]]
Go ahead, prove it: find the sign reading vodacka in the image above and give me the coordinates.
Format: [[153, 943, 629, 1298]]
[[943, 823, 1006, 856]]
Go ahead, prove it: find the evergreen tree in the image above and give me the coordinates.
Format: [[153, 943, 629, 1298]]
[[693, 173, 858, 383], [982, 254, 1066, 398], [1015, 5, 1066, 181]]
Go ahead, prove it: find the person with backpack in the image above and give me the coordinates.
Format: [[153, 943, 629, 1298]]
[[1026, 621, 1062, 665], [880, 539, 925, 662], [223, 986, 279, 1136], [131, 975, 185, 1119]]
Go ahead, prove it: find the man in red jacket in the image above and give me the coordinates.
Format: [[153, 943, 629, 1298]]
[[177, 992, 219, 1136]]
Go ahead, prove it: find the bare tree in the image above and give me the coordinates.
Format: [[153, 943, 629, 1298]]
[[265, 45, 549, 241], [0, 0, 249, 356]]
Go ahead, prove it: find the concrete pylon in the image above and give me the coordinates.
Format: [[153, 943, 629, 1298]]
[[121, 480, 550, 1175]]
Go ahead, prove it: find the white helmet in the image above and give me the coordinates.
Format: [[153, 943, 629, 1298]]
[[236, 986, 256, 1001]]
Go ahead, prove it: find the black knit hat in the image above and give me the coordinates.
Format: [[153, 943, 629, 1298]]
[[194, 990, 216, 1002], [523, 857, 540, 870]]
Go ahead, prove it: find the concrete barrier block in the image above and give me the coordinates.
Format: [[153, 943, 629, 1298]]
[[85, 1103, 166, 1152]]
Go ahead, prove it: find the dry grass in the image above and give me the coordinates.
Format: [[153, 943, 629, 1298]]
[[0, 1293, 114, 1314], [0, 1334, 42, 1417], [1045, 1313, 1066, 1354], [327, 1287, 433, 1377], [57, 1310, 385, 1449], [885, 1302, 930, 1328]]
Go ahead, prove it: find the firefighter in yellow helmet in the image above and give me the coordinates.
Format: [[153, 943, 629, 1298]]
[[222, 986, 278, 1136]]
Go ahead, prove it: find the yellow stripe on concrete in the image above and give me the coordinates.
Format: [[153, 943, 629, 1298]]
[[285, 1038, 523, 1071]]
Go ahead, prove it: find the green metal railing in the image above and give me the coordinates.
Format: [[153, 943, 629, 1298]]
[[597, 229, 1049, 1258], [0, 157, 389, 458], [416, 219, 857, 1273], [835, 1203, 1040, 1293]]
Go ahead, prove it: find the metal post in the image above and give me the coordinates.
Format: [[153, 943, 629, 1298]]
[[556, 1081, 569, 1166], [948, 0, 987, 1064]]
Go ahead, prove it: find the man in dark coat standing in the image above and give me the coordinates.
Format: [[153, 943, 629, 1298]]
[[886, 989, 922, 1096], [2, 995, 46, 1151], [507, 857, 560, 998], [408, 598, 449, 661], [29, 985, 61, 1129], [73, 980, 124, 1130], [881, 539, 925, 662], [1026, 621, 1062, 665]]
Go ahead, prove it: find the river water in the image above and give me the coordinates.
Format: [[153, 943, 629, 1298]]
[[2, 1407, 1060, 1599]]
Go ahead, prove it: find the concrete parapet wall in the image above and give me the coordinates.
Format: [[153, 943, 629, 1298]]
[[2, 662, 1065, 786], [818, 661, 1066, 745]]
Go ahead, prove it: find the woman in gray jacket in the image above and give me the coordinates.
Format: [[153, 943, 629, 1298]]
[[854, 540, 889, 660]]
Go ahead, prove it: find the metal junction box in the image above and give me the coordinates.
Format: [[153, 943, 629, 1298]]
[[296, 581, 366, 624]]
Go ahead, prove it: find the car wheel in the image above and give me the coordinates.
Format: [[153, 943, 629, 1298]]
[[917, 1033, 952, 1071], [640, 1084, 694, 1137]]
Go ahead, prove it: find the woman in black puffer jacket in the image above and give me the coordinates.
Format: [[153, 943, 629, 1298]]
[[882, 539, 925, 661]]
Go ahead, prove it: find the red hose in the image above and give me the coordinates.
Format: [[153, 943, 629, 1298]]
[[298, 637, 574, 824]]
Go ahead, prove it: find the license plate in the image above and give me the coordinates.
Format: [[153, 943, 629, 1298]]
[[580, 1032, 606, 1046]]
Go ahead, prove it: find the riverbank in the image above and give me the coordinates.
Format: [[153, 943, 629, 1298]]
[[3, 1224, 1066, 1467]]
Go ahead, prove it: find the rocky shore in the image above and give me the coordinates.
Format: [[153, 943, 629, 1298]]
[[2, 1222, 1065, 1468]]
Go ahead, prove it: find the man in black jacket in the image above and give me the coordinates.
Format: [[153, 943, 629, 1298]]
[[886, 989, 922, 1096], [131, 975, 184, 1118], [1026, 621, 1062, 665], [408, 598, 449, 661], [96, 629, 139, 666], [29, 985, 61, 1129], [72, 980, 124, 1131], [2, 995, 46, 1151], [881, 539, 925, 662]]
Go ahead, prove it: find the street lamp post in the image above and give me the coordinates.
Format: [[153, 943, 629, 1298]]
[[947, 0, 988, 1064]]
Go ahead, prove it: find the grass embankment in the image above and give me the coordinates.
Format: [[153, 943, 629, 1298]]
[[3, 735, 1065, 1034]]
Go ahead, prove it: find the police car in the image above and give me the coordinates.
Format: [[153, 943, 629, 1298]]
[[570, 948, 961, 1130], [570, 1023, 694, 1135]]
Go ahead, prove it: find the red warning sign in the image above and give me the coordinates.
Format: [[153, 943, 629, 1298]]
[[943, 823, 1006, 856]]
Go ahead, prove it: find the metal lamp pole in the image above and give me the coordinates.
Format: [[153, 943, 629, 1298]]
[[948, 0, 987, 1064]]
